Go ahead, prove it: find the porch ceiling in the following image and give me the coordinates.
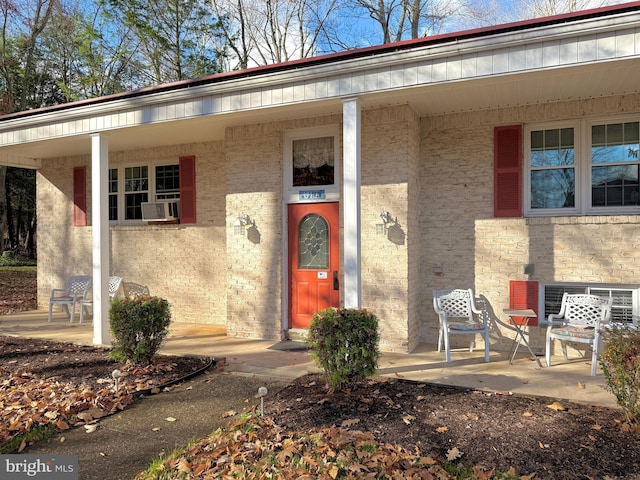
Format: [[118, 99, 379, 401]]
[[2, 57, 638, 162]]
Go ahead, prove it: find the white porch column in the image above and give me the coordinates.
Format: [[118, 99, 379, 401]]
[[342, 97, 362, 308], [91, 134, 110, 345]]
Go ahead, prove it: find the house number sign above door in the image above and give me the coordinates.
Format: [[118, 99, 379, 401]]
[[299, 190, 325, 200]]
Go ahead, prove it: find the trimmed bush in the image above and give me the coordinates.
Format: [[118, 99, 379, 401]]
[[306, 307, 380, 392], [600, 325, 640, 424], [109, 296, 171, 365]]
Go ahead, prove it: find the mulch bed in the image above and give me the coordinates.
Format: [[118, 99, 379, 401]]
[[268, 374, 640, 479]]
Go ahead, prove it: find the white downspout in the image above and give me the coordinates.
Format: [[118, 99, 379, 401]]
[[342, 97, 362, 308], [91, 133, 110, 345]]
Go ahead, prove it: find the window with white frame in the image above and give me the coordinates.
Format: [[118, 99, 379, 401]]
[[108, 168, 118, 221], [155, 164, 180, 200], [284, 126, 340, 203], [525, 117, 640, 215], [110, 163, 180, 222], [124, 166, 149, 220]]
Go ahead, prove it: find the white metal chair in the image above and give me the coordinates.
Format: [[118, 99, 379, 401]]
[[432, 289, 490, 363], [48, 275, 92, 323], [78, 276, 122, 323], [123, 282, 150, 298], [545, 293, 612, 376]]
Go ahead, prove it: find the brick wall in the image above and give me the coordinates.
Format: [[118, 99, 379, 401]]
[[420, 93, 640, 352], [38, 141, 227, 326], [361, 105, 420, 352], [37, 92, 640, 355], [224, 115, 343, 340]]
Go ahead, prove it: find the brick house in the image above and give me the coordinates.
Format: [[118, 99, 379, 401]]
[[1, 3, 640, 355]]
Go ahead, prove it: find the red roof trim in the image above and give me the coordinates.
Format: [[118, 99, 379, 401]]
[[3, 1, 640, 122]]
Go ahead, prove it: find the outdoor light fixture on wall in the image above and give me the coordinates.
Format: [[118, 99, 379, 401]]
[[234, 214, 261, 244], [376, 209, 397, 235], [376, 209, 406, 245], [234, 214, 252, 235]]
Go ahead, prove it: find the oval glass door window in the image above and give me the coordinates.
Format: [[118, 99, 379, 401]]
[[298, 214, 329, 269]]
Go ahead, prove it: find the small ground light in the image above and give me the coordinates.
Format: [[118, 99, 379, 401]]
[[258, 387, 268, 415], [112, 369, 122, 392]]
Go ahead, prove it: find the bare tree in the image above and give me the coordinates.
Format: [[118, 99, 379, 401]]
[[211, 0, 340, 70], [515, 0, 625, 19], [353, 0, 455, 43]]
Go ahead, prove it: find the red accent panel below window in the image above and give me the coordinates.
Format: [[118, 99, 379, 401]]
[[509, 280, 539, 326]]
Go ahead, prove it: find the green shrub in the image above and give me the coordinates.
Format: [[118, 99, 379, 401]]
[[600, 326, 640, 424], [306, 307, 380, 392], [0, 251, 36, 267], [109, 296, 172, 365]]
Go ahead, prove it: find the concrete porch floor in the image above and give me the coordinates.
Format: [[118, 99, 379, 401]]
[[0, 310, 619, 408]]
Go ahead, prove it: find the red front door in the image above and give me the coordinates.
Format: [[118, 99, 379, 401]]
[[288, 202, 340, 329]]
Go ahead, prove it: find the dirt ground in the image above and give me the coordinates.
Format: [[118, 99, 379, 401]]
[[2, 270, 640, 478], [1, 336, 639, 479], [270, 374, 640, 479], [0, 268, 37, 316]]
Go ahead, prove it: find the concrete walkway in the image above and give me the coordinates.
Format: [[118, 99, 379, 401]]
[[0, 310, 619, 408]]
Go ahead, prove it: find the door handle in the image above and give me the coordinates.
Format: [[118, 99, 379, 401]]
[[333, 270, 339, 290]]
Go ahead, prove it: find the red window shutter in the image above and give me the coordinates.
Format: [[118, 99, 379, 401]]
[[179, 156, 196, 224], [509, 280, 539, 326], [494, 125, 523, 218], [73, 166, 87, 227]]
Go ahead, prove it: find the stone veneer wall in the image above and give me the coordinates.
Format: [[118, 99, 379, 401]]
[[420, 93, 640, 352], [37, 141, 227, 326]]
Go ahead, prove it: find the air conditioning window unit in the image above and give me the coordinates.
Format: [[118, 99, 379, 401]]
[[141, 201, 180, 221]]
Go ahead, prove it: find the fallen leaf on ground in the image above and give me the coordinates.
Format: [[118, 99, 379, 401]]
[[84, 424, 98, 433], [436, 426, 448, 433], [472, 466, 495, 480], [165, 417, 177, 422], [221, 410, 237, 418], [341, 418, 360, 427], [523, 411, 533, 417], [446, 447, 462, 461], [403, 415, 415, 425], [547, 401, 567, 411]]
